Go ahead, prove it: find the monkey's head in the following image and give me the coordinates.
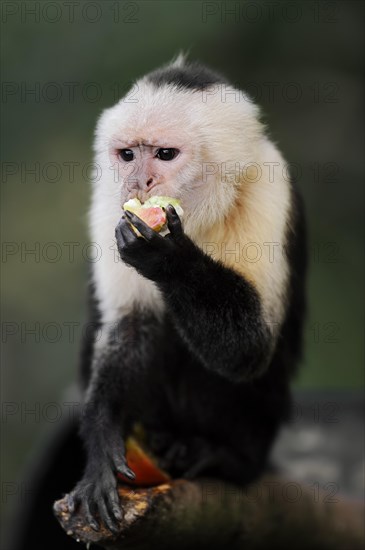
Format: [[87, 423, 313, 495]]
[[93, 56, 264, 237]]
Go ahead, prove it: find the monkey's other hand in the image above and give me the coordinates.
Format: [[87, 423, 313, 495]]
[[67, 447, 135, 534], [115, 205, 199, 282]]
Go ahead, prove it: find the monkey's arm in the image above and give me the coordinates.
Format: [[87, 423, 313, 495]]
[[69, 312, 157, 533], [116, 207, 277, 382]]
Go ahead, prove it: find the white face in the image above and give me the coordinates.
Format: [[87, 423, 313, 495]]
[[108, 138, 194, 206], [94, 80, 262, 236]]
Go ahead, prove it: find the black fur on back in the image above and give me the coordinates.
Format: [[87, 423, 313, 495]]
[[146, 60, 228, 91]]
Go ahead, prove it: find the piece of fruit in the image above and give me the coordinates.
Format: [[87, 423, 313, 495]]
[[144, 196, 184, 218], [122, 196, 183, 234], [123, 197, 142, 213], [134, 206, 167, 232], [118, 436, 170, 487]]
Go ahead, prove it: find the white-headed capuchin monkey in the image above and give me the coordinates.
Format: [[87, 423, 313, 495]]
[[10, 56, 306, 548]]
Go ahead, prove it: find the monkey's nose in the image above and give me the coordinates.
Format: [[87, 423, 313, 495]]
[[145, 177, 158, 191]]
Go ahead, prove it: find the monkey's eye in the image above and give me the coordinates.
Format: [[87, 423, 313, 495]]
[[119, 149, 134, 162], [156, 148, 178, 161]]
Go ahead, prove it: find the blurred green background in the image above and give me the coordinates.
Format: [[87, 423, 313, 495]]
[[1, 0, 364, 499]]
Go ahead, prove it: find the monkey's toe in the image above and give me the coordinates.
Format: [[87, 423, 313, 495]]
[[68, 470, 123, 535]]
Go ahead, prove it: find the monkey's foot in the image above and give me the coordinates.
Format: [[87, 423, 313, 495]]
[[67, 453, 136, 535], [54, 482, 173, 545]]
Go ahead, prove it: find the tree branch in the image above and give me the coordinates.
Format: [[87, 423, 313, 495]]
[[54, 475, 364, 549]]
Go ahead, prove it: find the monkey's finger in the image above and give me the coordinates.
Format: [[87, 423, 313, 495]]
[[106, 489, 123, 522], [84, 498, 100, 532], [99, 498, 120, 535], [116, 462, 136, 481], [124, 210, 158, 241], [113, 450, 136, 480], [67, 491, 79, 513], [115, 216, 139, 246], [165, 205, 183, 239]]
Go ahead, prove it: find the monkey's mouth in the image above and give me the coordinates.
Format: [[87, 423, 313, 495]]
[[137, 188, 157, 202], [130, 186, 164, 204]]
